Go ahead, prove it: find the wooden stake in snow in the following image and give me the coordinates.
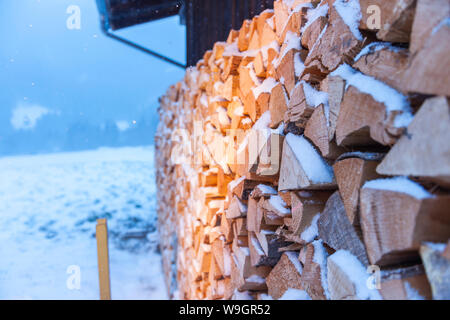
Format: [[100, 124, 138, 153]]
[[96, 218, 111, 300]]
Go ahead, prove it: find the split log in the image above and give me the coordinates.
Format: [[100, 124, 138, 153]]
[[304, 104, 345, 159], [286, 81, 330, 134], [251, 184, 278, 199], [220, 214, 234, 243], [231, 261, 263, 293], [238, 20, 252, 52], [234, 218, 247, 237], [286, 81, 311, 128], [261, 195, 291, 219], [254, 51, 266, 78], [266, 252, 303, 299], [318, 191, 370, 266], [225, 195, 247, 219], [255, 197, 267, 234], [305, 3, 364, 72], [209, 226, 223, 244], [278, 243, 303, 253], [229, 177, 260, 201], [279, 4, 309, 42], [197, 243, 212, 273], [269, 83, 289, 128], [273, 0, 290, 41], [209, 255, 223, 282], [402, 20, 450, 96], [223, 55, 243, 81], [223, 76, 240, 101], [239, 63, 260, 100], [298, 245, 307, 266], [212, 42, 226, 61], [257, 229, 289, 261], [301, 15, 327, 50], [211, 107, 231, 134], [278, 133, 336, 191], [239, 248, 272, 279], [304, 104, 328, 154], [326, 75, 345, 141], [410, 0, 450, 54], [290, 190, 331, 238], [377, 97, 450, 187], [253, 197, 281, 231], [264, 211, 284, 226], [327, 250, 381, 300], [208, 97, 228, 117], [335, 83, 407, 147], [301, 60, 328, 83], [353, 45, 409, 93], [301, 242, 328, 300], [248, 231, 282, 267], [247, 83, 273, 122], [223, 278, 235, 300], [278, 190, 291, 207], [200, 168, 218, 187], [256, 10, 275, 41], [374, 0, 416, 43], [247, 197, 259, 233], [254, 132, 285, 178], [217, 166, 233, 196], [248, 23, 261, 51], [379, 265, 432, 300], [420, 242, 450, 300], [360, 185, 450, 266], [230, 253, 269, 292], [275, 49, 300, 95], [333, 156, 382, 226], [227, 29, 239, 44]]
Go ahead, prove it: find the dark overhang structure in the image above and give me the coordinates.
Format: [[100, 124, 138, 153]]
[[96, 0, 275, 67]]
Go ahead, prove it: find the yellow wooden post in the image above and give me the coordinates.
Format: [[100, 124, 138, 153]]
[[96, 218, 111, 300]]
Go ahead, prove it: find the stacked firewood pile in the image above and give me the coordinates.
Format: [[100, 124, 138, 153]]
[[155, 0, 450, 300]]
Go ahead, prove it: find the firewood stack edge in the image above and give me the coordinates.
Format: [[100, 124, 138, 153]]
[[155, 0, 450, 300]]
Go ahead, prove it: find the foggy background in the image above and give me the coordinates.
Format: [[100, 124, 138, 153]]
[[0, 0, 186, 156]]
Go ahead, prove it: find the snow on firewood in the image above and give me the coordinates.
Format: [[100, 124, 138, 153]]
[[256, 184, 278, 195], [274, 31, 302, 68], [285, 133, 335, 184], [362, 177, 433, 200], [252, 77, 278, 99], [301, 81, 330, 122], [294, 52, 305, 77], [312, 239, 330, 299], [333, 0, 362, 40], [301, 213, 320, 243], [285, 251, 303, 274], [279, 288, 311, 300], [328, 250, 382, 300], [331, 64, 413, 128], [268, 195, 291, 216], [354, 42, 402, 62], [301, 2, 329, 33]]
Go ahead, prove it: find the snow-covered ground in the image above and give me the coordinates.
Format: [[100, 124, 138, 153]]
[[0, 146, 167, 299]]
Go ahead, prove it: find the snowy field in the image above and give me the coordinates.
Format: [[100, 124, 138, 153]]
[[0, 146, 167, 299]]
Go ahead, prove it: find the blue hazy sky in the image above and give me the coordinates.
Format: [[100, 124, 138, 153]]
[[0, 0, 185, 137]]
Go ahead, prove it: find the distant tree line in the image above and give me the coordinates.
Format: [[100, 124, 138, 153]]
[[0, 114, 158, 156]]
